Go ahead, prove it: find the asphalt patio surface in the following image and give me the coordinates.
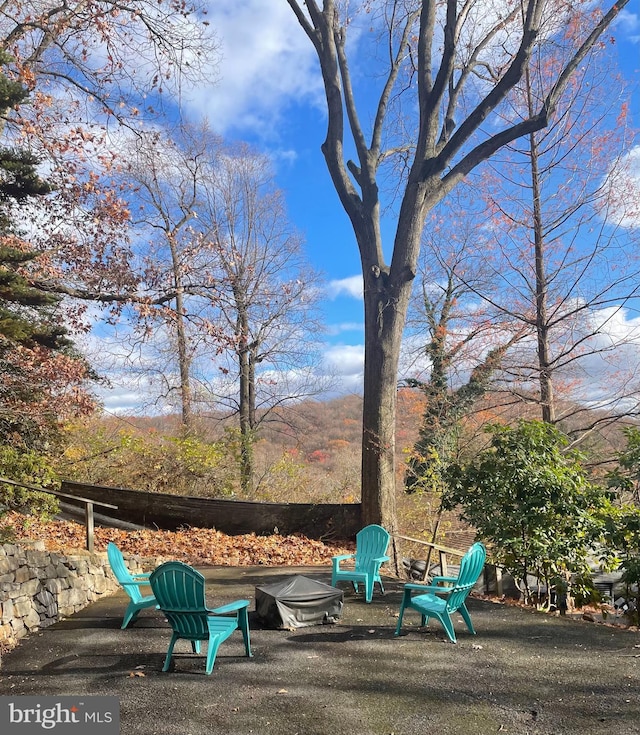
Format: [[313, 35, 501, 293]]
[[0, 565, 639, 735]]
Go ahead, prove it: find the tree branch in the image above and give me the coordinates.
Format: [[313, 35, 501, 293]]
[[438, 0, 630, 188]]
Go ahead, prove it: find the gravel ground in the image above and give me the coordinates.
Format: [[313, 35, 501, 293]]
[[1, 566, 639, 735]]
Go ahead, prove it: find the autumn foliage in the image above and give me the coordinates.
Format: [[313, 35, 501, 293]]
[[1, 511, 352, 567]]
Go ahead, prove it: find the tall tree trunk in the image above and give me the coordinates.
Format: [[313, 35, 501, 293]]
[[360, 222, 420, 571], [237, 305, 254, 495], [238, 345, 253, 494], [248, 345, 257, 430], [172, 268, 193, 435], [526, 70, 555, 424], [286, 0, 629, 573], [355, 175, 426, 570]]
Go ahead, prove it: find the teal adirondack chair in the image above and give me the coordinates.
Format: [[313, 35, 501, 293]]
[[149, 561, 252, 675], [107, 542, 157, 629], [395, 542, 486, 643], [331, 524, 390, 603]]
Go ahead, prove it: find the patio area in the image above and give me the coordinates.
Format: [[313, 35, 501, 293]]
[[0, 565, 638, 735]]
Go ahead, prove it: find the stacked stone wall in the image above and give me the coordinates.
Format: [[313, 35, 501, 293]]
[[0, 541, 145, 655]]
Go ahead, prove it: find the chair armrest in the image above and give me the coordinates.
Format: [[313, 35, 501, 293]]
[[403, 582, 433, 591], [403, 582, 452, 595], [209, 599, 251, 616], [332, 554, 355, 563], [122, 579, 152, 587], [430, 575, 458, 586], [132, 572, 151, 579], [372, 555, 390, 564]]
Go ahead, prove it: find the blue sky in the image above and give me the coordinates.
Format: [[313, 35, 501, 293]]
[[91, 1, 640, 414]]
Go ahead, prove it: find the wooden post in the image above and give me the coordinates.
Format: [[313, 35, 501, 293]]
[[422, 509, 443, 581], [85, 502, 94, 552], [439, 550, 448, 577], [0, 477, 117, 553]]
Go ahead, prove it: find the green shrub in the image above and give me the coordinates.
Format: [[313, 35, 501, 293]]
[[444, 420, 610, 609], [0, 446, 60, 541]]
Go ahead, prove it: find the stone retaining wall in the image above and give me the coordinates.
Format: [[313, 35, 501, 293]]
[[0, 541, 145, 655]]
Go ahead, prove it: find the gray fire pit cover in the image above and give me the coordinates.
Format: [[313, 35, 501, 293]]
[[255, 575, 343, 629]]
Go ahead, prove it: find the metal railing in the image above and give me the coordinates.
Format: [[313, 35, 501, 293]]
[[0, 477, 118, 552]]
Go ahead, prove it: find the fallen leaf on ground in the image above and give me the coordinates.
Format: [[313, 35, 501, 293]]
[[1, 511, 352, 567]]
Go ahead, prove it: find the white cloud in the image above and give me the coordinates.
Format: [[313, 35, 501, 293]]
[[326, 275, 363, 300], [585, 304, 640, 344], [326, 322, 364, 336], [614, 9, 640, 40], [77, 318, 179, 416], [322, 344, 364, 377], [606, 146, 640, 229], [80, 295, 640, 416], [318, 343, 364, 395], [81, 309, 367, 413], [99, 386, 159, 416], [186, 1, 324, 136], [398, 300, 640, 412]]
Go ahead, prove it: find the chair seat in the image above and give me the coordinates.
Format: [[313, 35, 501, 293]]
[[333, 569, 367, 582], [409, 593, 448, 614]]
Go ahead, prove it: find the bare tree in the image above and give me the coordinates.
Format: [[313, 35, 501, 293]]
[[0, 0, 216, 117], [404, 199, 525, 491], [195, 145, 327, 494], [0, 0, 218, 323], [286, 0, 630, 557], [120, 126, 221, 433], [465, 58, 640, 441], [118, 128, 326, 491]]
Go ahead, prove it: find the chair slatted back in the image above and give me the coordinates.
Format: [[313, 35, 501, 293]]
[[107, 542, 144, 604], [150, 561, 212, 639], [445, 542, 486, 612], [354, 524, 390, 573]]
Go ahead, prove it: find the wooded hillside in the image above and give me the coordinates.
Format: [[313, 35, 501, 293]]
[[57, 389, 628, 557]]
